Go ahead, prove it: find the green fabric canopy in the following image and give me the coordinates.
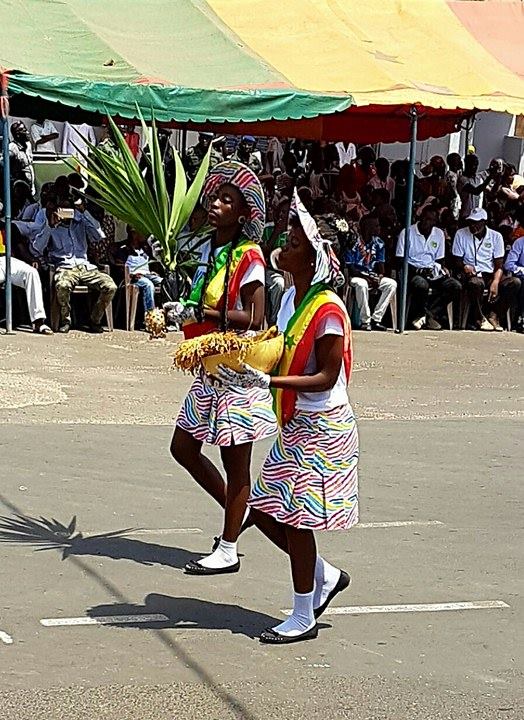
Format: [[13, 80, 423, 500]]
[[1, 0, 353, 122]]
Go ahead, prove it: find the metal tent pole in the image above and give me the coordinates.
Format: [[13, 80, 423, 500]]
[[399, 106, 418, 334], [1, 72, 13, 334]]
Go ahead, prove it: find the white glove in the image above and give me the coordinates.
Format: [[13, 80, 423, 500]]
[[217, 363, 271, 390], [163, 301, 196, 325]]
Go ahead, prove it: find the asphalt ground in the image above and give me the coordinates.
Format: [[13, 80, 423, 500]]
[[0, 329, 522, 719]]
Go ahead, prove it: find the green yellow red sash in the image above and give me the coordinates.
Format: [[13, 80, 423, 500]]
[[273, 283, 352, 426], [183, 238, 264, 338]]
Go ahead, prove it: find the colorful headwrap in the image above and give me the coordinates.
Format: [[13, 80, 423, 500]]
[[201, 160, 265, 242], [290, 188, 343, 286]]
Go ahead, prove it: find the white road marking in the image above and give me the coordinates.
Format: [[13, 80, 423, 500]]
[[284, 600, 509, 616], [85, 528, 203, 537], [41, 614, 169, 627], [0, 630, 13, 645], [357, 520, 443, 529]]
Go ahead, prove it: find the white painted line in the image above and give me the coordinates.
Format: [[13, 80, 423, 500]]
[[129, 528, 202, 536], [283, 600, 510, 616], [0, 630, 13, 645], [41, 614, 169, 627], [84, 528, 203, 537], [357, 520, 443, 529]]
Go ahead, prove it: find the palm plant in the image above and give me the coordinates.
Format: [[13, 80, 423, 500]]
[[74, 112, 211, 279]]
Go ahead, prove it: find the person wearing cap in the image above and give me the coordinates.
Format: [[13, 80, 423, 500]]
[[218, 189, 357, 644], [170, 160, 277, 576], [232, 136, 263, 176], [0, 221, 52, 334], [184, 133, 223, 182], [453, 208, 520, 331], [396, 205, 461, 330]]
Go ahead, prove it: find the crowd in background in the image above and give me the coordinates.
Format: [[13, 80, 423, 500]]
[[1, 118, 524, 334]]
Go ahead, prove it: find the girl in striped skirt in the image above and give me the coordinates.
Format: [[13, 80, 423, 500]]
[[171, 161, 278, 575], [218, 189, 358, 643]]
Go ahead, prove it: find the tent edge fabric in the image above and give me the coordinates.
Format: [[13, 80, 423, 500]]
[[5, 72, 354, 124]]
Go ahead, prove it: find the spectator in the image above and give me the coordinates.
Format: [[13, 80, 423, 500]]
[[8, 121, 35, 194], [123, 230, 162, 315], [457, 154, 491, 220], [419, 155, 448, 204], [261, 197, 290, 326], [369, 157, 395, 201], [232, 136, 263, 175], [346, 215, 397, 331], [504, 234, 524, 331], [61, 122, 97, 159], [452, 208, 519, 331], [396, 205, 461, 330], [184, 133, 222, 182], [0, 221, 52, 334], [31, 196, 116, 333], [445, 152, 463, 219], [338, 145, 376, 198], [12, 180, 34, 220], [30, 118, 59, 154]]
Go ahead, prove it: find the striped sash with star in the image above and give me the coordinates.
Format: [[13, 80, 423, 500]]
[[273, 283, 352, 427]]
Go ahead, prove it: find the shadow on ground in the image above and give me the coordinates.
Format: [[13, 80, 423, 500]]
[[0, 513, 199, 568], [87, 594, 281, 639]]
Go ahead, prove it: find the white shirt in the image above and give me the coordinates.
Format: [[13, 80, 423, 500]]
[[452, 227, 504, 274], [30, 121, 58, 153], [336, 142, 356, 168], [277, 287, 349, 413], [61, 122, 97, 157], [396, 223, 445, 269]]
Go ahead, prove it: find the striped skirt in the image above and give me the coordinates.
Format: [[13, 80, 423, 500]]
[[249, 404, 359, 530], [176, 374, 278, 447]]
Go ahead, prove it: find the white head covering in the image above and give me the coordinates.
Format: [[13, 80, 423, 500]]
[[290, 188, 343, 286]]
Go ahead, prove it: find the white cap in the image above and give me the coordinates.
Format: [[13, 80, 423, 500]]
[[466, 208, 488, 222]]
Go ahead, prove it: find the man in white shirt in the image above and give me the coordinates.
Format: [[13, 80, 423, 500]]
[[452, 208, 518, 331], [396, 205, 461, 329], [30, 118, 59, 153]]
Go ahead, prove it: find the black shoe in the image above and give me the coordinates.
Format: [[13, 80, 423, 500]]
[[259, 624, 319, 644], [360, 323, 371, 331], [58, 322, 70, 334], [314, 569, 351, 619], [370, 320, 388, 332], [184, 559, 240, 576], [89, 322, 104, 334]]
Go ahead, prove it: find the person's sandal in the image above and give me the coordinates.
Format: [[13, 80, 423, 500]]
[[34, 323, 53, 335]]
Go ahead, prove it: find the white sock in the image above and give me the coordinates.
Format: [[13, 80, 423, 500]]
[[197, 539, 238, 569], [313, 556, 341, 609], [271, 591, 315, 637]]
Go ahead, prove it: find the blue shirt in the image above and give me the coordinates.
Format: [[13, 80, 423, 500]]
[[125, 248, 152, 275], [345, 236, 385, 273], [504, 236, 524, 276], [31, 210, 104, 269]]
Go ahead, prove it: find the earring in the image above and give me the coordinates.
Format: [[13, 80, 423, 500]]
[[238, 215, 247, 225]]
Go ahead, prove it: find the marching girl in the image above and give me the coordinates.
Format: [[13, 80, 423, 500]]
[[171, 161, 278, 575], [219, 190, 358, 643]]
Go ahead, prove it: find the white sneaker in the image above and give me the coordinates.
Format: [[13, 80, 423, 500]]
[[412, 316, 426, 330], [479, 317, 494, 331]]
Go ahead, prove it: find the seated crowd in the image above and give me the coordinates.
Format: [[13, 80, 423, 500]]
[[1, 121, 524, 334]]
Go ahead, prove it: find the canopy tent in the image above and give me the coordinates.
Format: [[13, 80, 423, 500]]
[[2, 0, 524, 142], [2, 0, 524, 333]]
